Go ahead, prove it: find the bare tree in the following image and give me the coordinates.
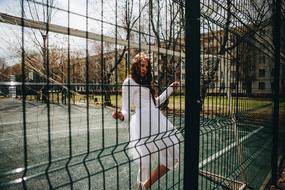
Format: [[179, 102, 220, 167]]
[[90, 0, 149, 106], [148, 0, 184, 109], [18, 0, 57, 102], [0, 58, 8, 81], [201, 0, 273, 97]]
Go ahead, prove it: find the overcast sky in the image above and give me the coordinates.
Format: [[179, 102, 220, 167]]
[[0, 0, 119, 65]]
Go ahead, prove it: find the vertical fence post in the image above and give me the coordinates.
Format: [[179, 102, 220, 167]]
[[271, 0, 281, 186], [184, 1, 200, 189], [20, 0, 27, 189]]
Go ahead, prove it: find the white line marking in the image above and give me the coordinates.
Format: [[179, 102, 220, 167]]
[[199, 126, 264, 168], [0, 126, 125, 142]]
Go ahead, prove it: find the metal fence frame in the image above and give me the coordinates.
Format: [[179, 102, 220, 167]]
[[0, 0, 284, 189]]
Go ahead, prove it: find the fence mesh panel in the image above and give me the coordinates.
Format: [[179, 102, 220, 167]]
[[0, 0, 284, 189]]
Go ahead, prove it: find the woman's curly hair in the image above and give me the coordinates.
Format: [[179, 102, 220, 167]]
[[130, 52, 156, 104]]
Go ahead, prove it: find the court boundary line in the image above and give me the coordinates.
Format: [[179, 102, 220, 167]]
[[199, 125, 264, 168]]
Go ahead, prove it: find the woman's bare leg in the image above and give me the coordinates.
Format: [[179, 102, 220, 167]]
[[137, 167, 150, 183], [142, 165, 169, 189]]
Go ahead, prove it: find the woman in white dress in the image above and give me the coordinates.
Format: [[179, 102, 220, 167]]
[[112, 52, 181, 190]]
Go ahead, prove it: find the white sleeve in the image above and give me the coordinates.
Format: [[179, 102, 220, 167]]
[[121, 78, 132, 121], [155, 86, 174, 106]]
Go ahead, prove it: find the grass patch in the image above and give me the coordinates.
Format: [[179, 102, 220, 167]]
[[28, 93, 273, 113]]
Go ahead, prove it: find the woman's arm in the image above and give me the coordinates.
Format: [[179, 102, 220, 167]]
[[120, 78, 132, 121], [112, 78, 132, 121], [155, 81, 179, 106]]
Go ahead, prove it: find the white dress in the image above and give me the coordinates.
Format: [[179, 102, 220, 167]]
[[121, 78, 181, 182]]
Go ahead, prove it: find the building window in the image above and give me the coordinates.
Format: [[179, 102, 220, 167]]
[[215, 75, 219, 81], [220, 82, 225, 90], [258, 82, 265, 90], [153, 66, 158, 71], [259, 55, 265, 64], [230, 82, 236, 90], [220, 71, 224, 79], [242, 82, 247, 90], [209, 82, 215, 88], [231, 71, 237, 80], [271, 82, 274, 90], [259, 69, 265, 77], [154, 76, 157, 81], [208, 36, 214, 43], [230, 59, 236, 65]]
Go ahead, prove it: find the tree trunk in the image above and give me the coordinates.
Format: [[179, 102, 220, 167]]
[[103, 74, 112, 106], [157, 55, 169, 110], [42, 35, 48, 103]]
